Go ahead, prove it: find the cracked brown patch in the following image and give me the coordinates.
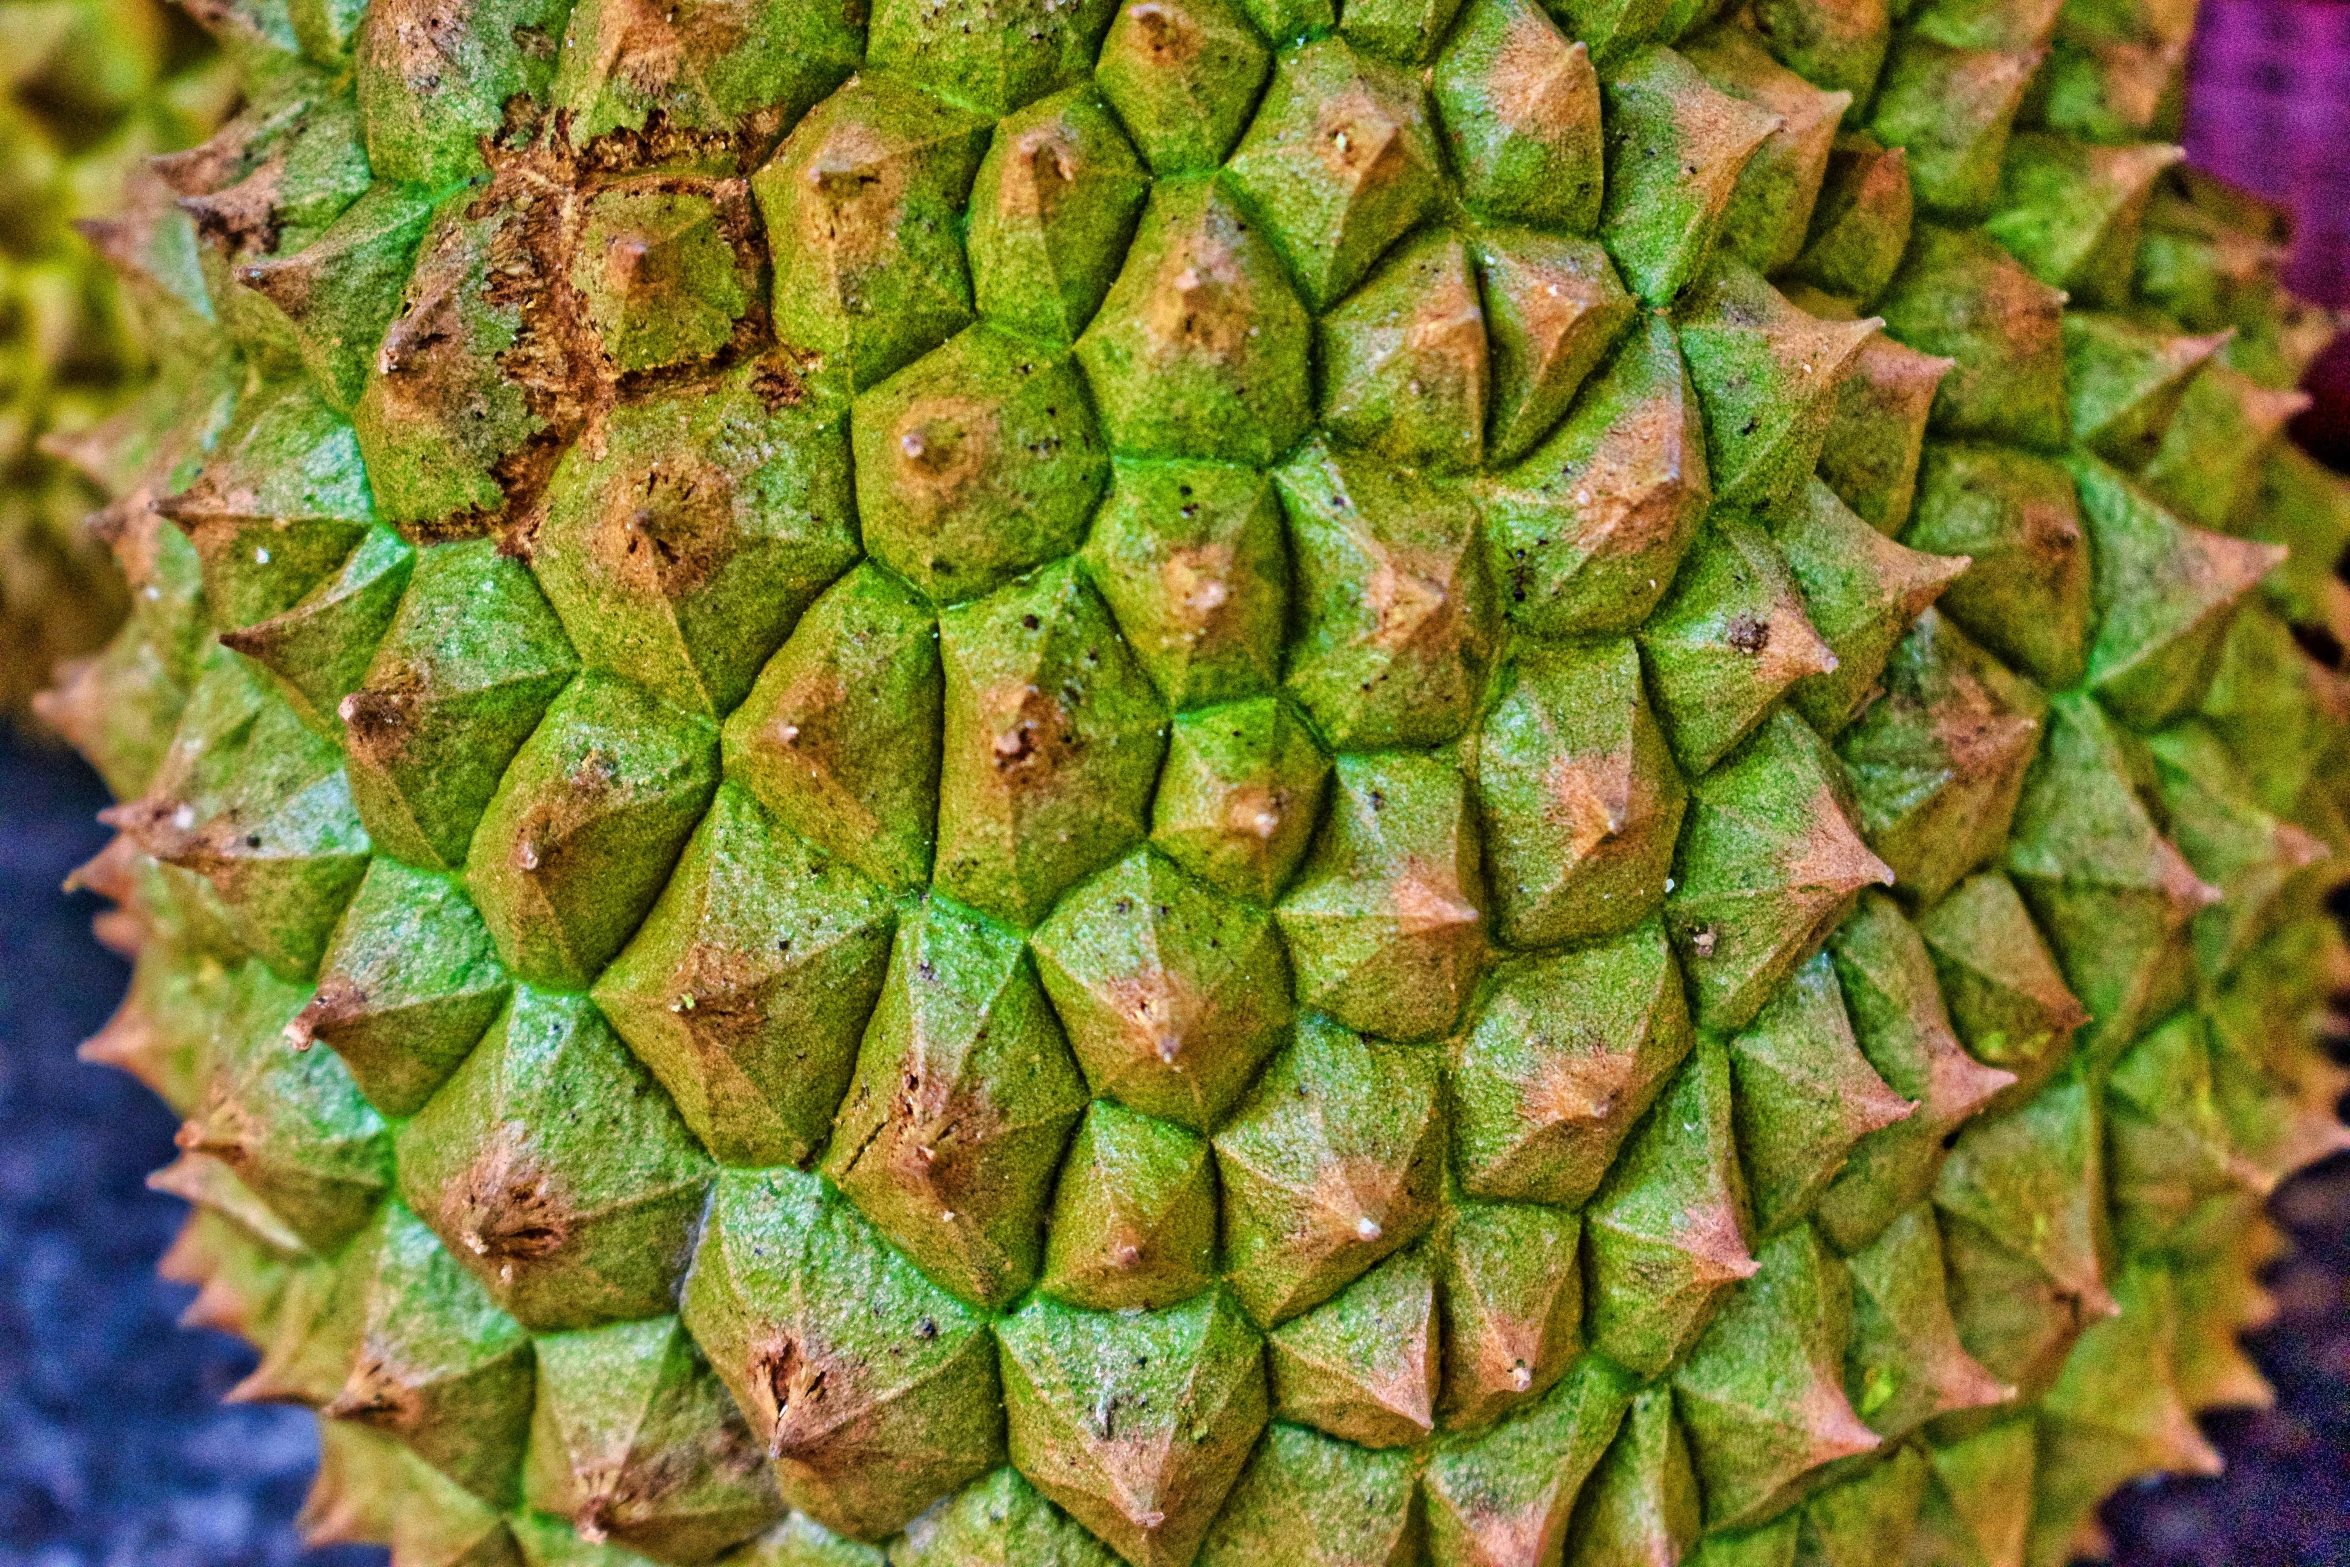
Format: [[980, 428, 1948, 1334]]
[[595, 447, 740, 599], [339, 668, 428, 769], [451, 1138, 575, 1263]]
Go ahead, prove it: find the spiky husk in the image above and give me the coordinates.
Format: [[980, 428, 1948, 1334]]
[[44, 0, 2350, 1563], [0, 0, 229, 716]]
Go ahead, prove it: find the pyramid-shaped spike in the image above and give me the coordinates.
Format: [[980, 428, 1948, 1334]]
[[2141, 361, 2316, 533], [1901, 446, 2091, 690], [1585, 1035, 1759, 1375], [2070, 452, 2285, 730], [1568, 1386, 1702, 1566], [1434, 0, 1605, 233], [1672, 261, 1881, 509], [1194, 1423, 1418, 1567], [1268, 1244, 1439, 1448], [1935, 1067, 2118, 1402], [2104, 1013, 2246, 1253], [1598, 46, 1782, 306], [1316, 230, 1490, 474], [1727, 951, 1914, 1238], [1471, 228, 1639, 467], [1438, 1200, 1585, 1430], [1039, 1101, 1219, 1312], [2058, 312, 2231, 469], [1836, 609, 2048, 905], [1421, 1358, 1636, 1566], [1771, 477, 1970, 735], [2146, 720, 2332, 981], [1983, 135, 2183, 307], [998, 1290, 1269, 1567], [1816, 332, 1950, 536], [1794, 1444, 1931, 1567], [1683, 28, 1854, 273], [218, 527, 414, 738], [1815, 891, 2014, 1253], [1787, 135, 1916, 308], [1875, 224, 2068, 450], [1913, 870, 2089, 1110], [1666, 712, 1894, 1032], [1867, 39, 2041, 214], [1842, 1204, 2014, 1440]]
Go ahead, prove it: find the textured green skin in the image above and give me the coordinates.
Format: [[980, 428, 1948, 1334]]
[[34, 0, 2350, 1563]]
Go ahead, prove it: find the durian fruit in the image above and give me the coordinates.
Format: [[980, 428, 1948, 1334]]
[[41, 0, 2350, 1563], [0, 0, 226, 716]]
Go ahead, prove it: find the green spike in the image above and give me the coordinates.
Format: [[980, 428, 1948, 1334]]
[[1274, 440, 1495, 751], [549, 0, 860, 152], [867, 0, 1116, 117], [174, 959, 391, 1250], [1074, 176, 1313, 463], [1220, 37, 1443, 312], [465, 673, 720, 990], [2239, 443, 2350, 634], [1081, 460, 1289, 712], [1637, 512, 1838, 775], [1666, 711, 1895, 1033], [1454, 918, 1692, 1206], [1748, 0, 1892, 107], [1434, 0, 1605, 232], [966, 86, 1151, 345], [1567, 1385, 1702, 1566], [1899, 446, 2089, 689], [1866, 39, 2040, 214], [1477, 312, 1710, 638], [1437, 1198, 1585, 1430], [1685, 27, 1853, 273], [324, 1202, 535, 1506], [1316, 230, 1491, 474], [1148, 696, 1331, 903], [1038, 1099, 1219, 1311], [2140, 361, 2314, 534], [1773, 476, 1969, 735], [1475, 640, 1686, 947], [720, 561, 942, 897], [1815, 333, 1950, 537], [1674, 1224, 1879, 1529], [159, 383, 376, 633], [1982, 134, 2181, 307], [1214, 1016, 1445, 1324], [297, 1419, 406, 1548], [894, 1467, 1120, 1566], [1911, 870, 2088, 1109], [353, 0, 564, 183], [2070, 452, 2284, 730], [229, 1242, 366, 1407], [592, 784, 896, 1170], [339, 538, 580, 871], [1728, 951, 1914, 1238], [852, 329, 1108, 606], [2057, 311, 2229, 469], [1910, 1420, 2034, 1567], [933, 560, 1167, 927], [523, 1314, 782, 1562], [2146, 720, 2331, 980], [1031, 847, 1293, 1131], [1585, 1034, 1758, 1374], [1787, 136, 1915, 307], [1875, 225, 2069, 450], [683, 1169, 1004, 1539], [108, 648, 371, 979], [1195, 1422, 1419, 1567], [216, 525, 413, 736], [822, 896, 1088, 1307], [1472, 227, 1640, 467], [2005, 693, 2219, 1052], [2025, 1262, 2221, 1567], [1843, 1204, 2013, 1440], [1277, 751, 1488, 1041], [752, 78, 991, 393], [2199, 603, 2348, 820], [1267, 1243, 1438, 1447], [391, 1445, 527, 1567], [570, 185, 759, 375], [396, 987, 714, 1331], [1796, 1444, 1931, 1567], [534, 359, 859, 715], [998, 1290, 1269, 1567], [1817, 891, 2013, 1253], [1836, 610, 2047, 904], [1598, 46, 1781, 306], [1092, 0, 1270, 176], [1934, 1068, 2116, 1403], [1421, 1358, 1636, 1567], [2104, 1013, 2246, 1254], [1675, 261, 1883, 510], [288, 857, 510, 1118]]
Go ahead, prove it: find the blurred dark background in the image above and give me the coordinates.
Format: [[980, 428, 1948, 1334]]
[[3, 8, 2349, 1564]]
